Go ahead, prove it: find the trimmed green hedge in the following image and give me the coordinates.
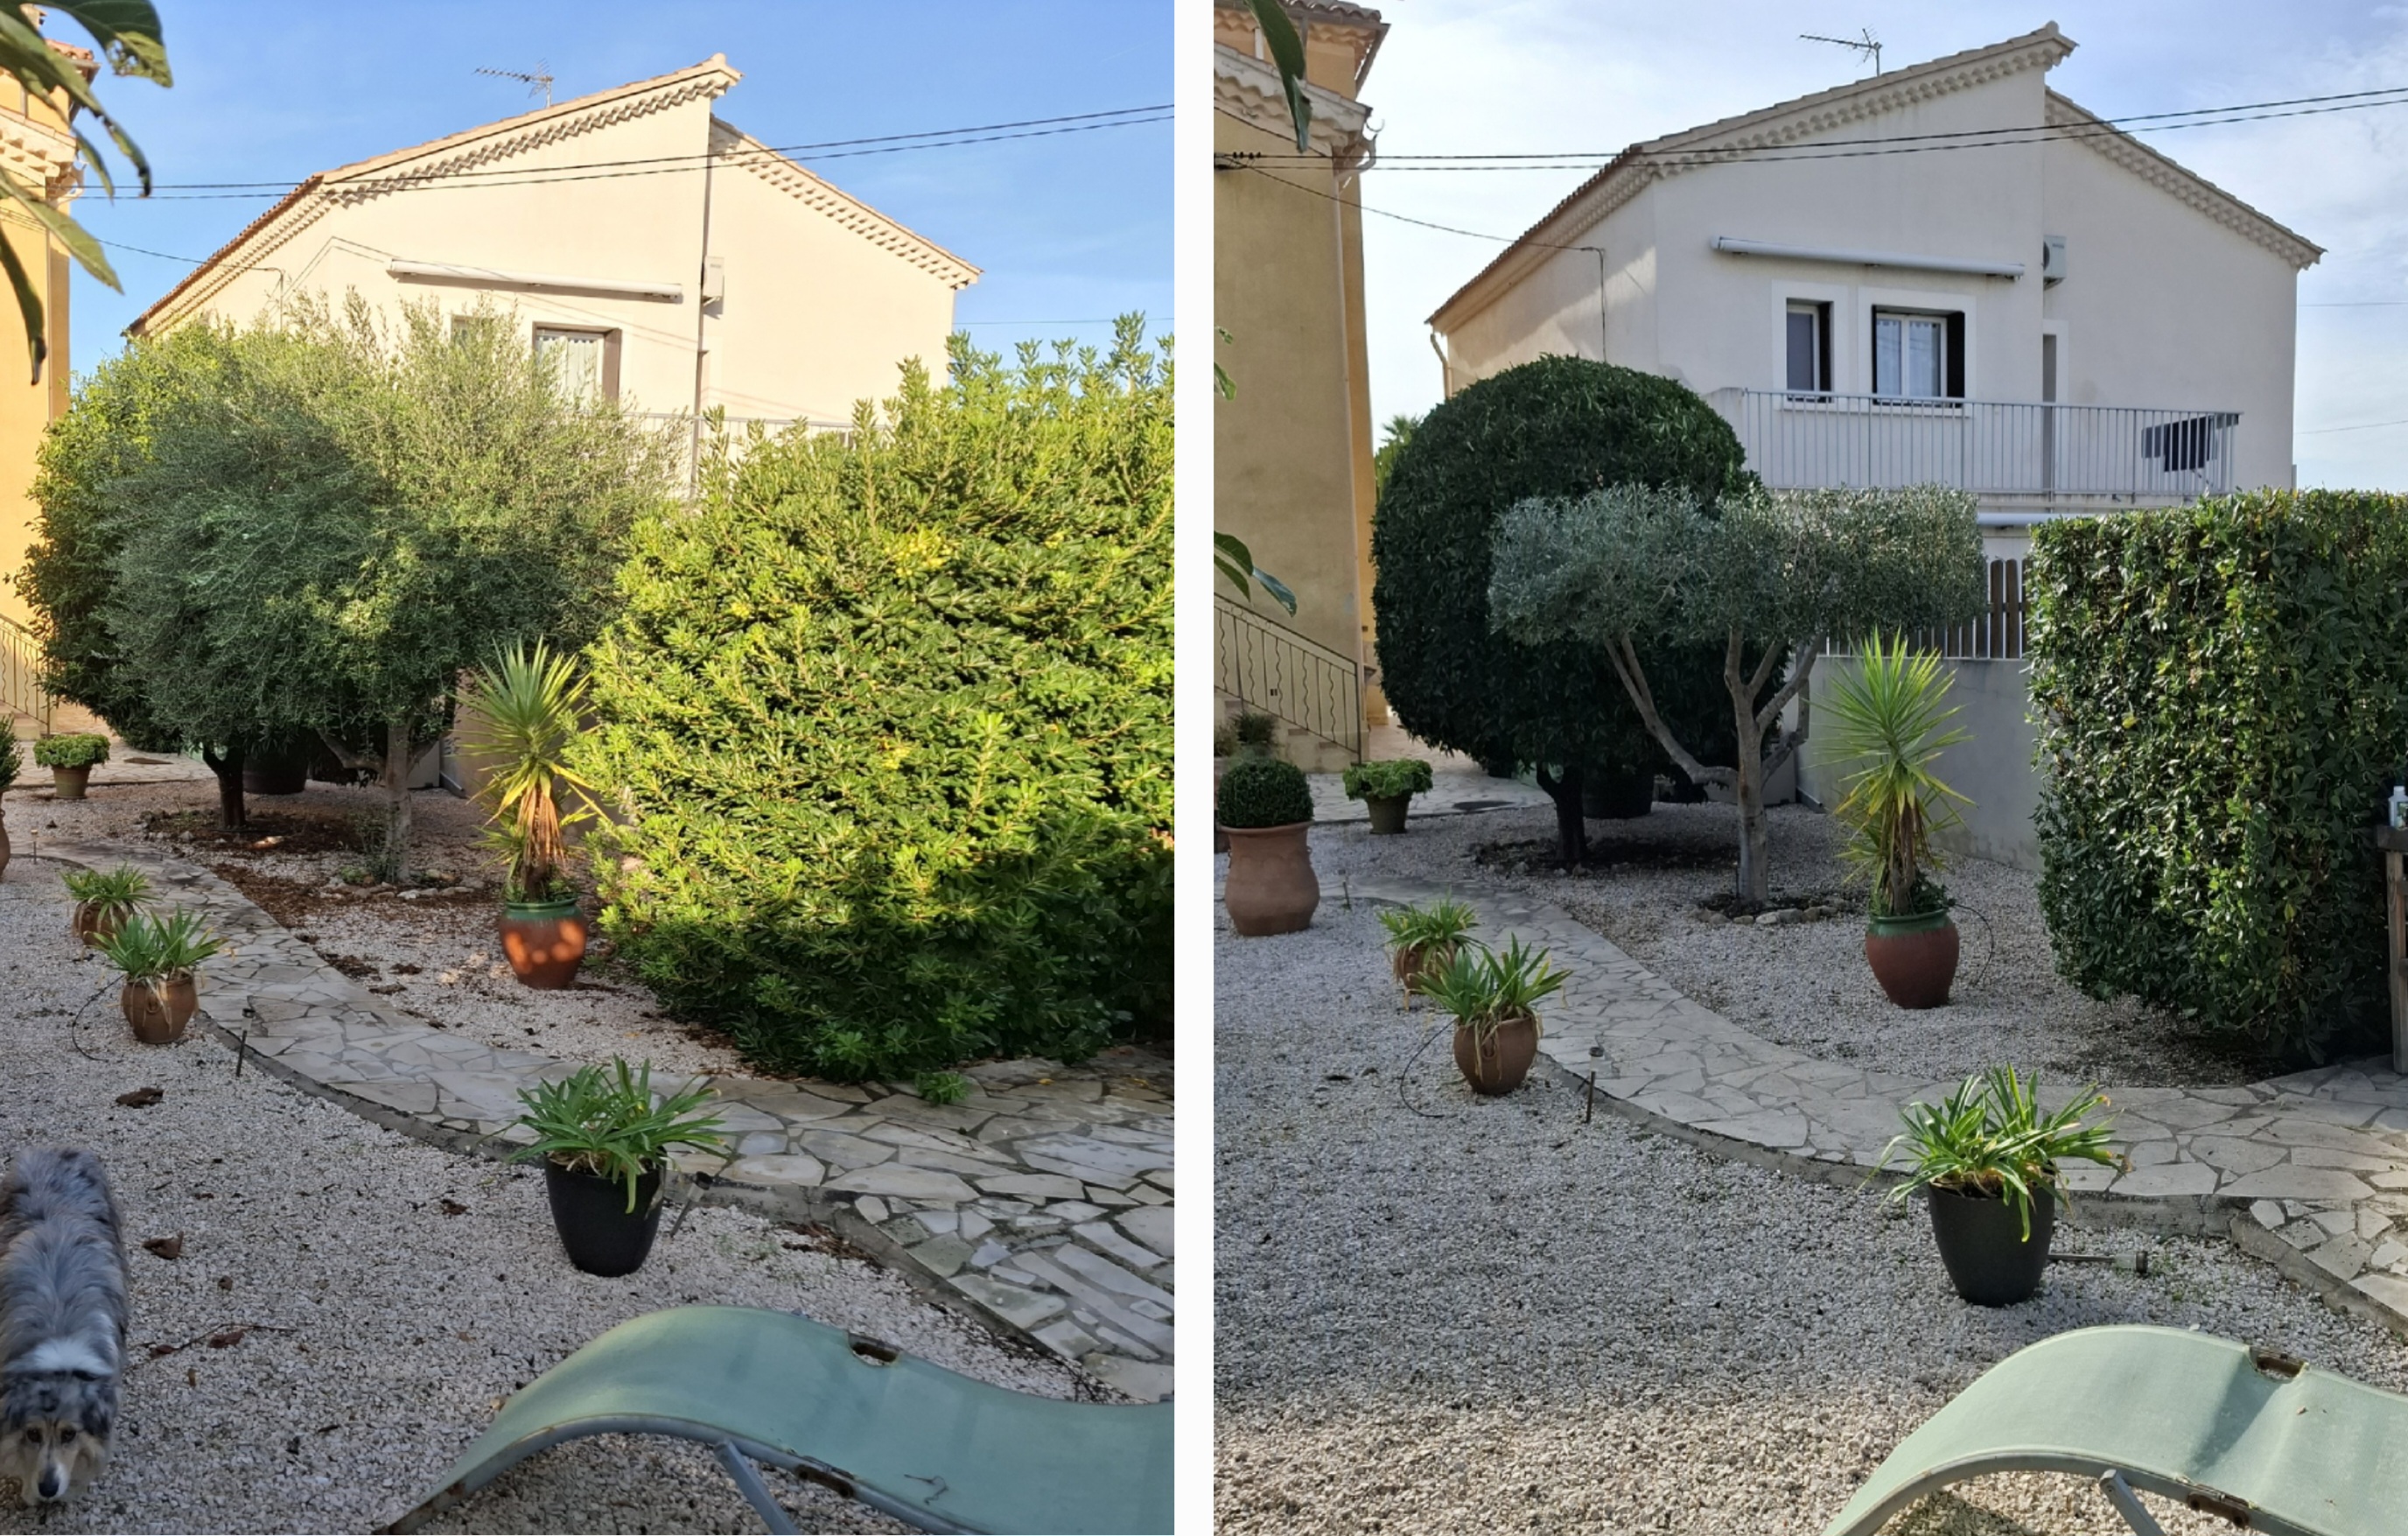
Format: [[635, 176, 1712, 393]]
[[1219, 756, 1313, 828], [2030, 489, 2408, 1062], [575, 325, 1171, 1081]]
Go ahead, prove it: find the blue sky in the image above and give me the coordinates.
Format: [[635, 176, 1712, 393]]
[[60, 0, 1170, 375], [1356, 4, 2408, 488]]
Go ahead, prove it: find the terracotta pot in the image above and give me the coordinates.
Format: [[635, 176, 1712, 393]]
[[51, 764, 90, 801], [1928, 1183, 2054, 1306], [1452, 1013, 1539, 1095], [1221, 821, 1318, 936], [1865, 909, 1959, 1009], [544, 1161, 664, 1276], [1213, 758, 1228, 854], [1364, 794, 1412, 835], [73, 901, 131, 949], [1390, 938, 1461, 997], [500, 897, 587, 989], [121, 974, 197, 1044], [0, 810, 10, 881]]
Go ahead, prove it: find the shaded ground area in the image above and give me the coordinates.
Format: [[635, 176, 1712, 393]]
[[0, 856, 1083, 1532], [1211, 890, 2408, 1534], [1307, 793, 2279, 1088]]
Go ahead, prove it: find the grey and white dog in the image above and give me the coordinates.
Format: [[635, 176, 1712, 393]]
[[0, 1148, 129, 1504]]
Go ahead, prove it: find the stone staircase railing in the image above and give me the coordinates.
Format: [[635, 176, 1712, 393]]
[[1, 611, 51, 736]]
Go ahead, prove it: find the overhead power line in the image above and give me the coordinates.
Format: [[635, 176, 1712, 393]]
[[104, 104, 1171, 203], [1222, 81, 2408, 172]]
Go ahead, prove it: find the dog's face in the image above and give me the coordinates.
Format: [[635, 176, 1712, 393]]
[[0, 1373, 113, 1505]]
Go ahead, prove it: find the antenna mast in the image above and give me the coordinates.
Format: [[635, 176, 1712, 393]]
[[1799, 29, 1881, 76], [474, 62, 556, 107]]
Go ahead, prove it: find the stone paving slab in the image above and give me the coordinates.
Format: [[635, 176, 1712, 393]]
[[1354, 874, 2408, 1336], [39, 839, 1176, 1401]]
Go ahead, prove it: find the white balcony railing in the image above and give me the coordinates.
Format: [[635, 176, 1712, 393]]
[[1707, 388, 2240, 505]]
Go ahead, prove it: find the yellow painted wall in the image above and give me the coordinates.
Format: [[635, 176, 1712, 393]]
[[0, 78, 75, 634]]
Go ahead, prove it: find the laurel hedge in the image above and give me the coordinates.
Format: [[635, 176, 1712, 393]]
[[575, 325, 1171, 1080], [2030, 489, 2408, 1063]]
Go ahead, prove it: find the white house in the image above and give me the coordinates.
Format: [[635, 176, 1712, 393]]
[[1424, 24, 2319, 865], [131, 56, 980, 439]]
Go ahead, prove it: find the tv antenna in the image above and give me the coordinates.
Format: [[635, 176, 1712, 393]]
[[474, 62, 555, 107], [1800, 29, 1881, 76]]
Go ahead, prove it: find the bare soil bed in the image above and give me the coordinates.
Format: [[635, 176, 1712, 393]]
[[1309, 794, 2286, 1090]]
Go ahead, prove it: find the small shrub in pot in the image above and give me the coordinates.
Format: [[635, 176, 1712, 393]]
[[1232, 710, 1278, 759], [508, 1060, 731, 1277], [1217, 755, 1318, 936], [1377, 896, 1479, 1000], [1873, 1065, 2124, 1307], [1343, 757, 1433, 835], [63, 864, 151, 947], [32, 732, 108, 800], [94, 908, 225, 1044], [1419, 936, 1565, 1096], [0, 735, 16, 879]]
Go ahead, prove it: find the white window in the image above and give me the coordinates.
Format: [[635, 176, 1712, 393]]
[[1872, 309, 1957, 399], [533, 326, 611, 404], [1785, 301, 1830, 393]]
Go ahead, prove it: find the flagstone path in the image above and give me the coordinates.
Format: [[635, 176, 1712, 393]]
[[1354, 873, 2408, 1332], [38, 839, 1176, 1402]]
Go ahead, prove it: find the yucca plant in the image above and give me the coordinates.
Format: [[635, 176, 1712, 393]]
[[64, 864, 151, 916], [1823, 631, 1971, 917], [1420, 935, 1566, 1044], [1378, 896, 1480, 996], [464, 640, 598, 903], [1874, 1066, 2124, 1240], [508, 1060, 730, 1214], [94, 908, 225, 987]]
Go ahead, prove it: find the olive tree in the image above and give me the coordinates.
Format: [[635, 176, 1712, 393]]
[[1489, 482, 1984, 906], [104, 296, 678, 875]]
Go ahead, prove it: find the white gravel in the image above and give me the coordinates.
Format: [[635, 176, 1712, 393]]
[[1310, 796, 2272, 1088], [1212, 877, 2408, 1534], [0, 848, 1084, 1532]]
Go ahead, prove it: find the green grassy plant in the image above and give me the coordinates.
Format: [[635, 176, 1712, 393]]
[[508, 1060, 730, 1214], [1873, 1065, 2123, 1240]]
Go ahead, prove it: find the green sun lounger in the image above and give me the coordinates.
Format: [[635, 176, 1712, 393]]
[[383, 1305, 1173, 1535], [1824, 1324, 2408, 1536]]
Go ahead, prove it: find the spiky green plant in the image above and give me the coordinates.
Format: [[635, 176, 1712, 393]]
[[464, 640, 598, 903], [1379, 896, 1482, 999], [1823, 631, 1971, 916], [508, 1059, 729, 1214], [94, 907, 223, 985], [1873, 1065, 2124, 1240], [1419, 935, 1566, 1044], [63, 863, 150, 919], [0, 733, 18, 792]]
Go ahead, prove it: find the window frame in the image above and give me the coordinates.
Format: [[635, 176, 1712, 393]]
[[530, 323, 622, 405], [1869, 305, 1966, 402], [1785, 299, 1832, 395]]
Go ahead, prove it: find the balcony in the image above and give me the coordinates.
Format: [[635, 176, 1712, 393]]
[[1707, 389, 2240, 519]]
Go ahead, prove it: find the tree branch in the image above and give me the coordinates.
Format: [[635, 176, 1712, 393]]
[[1608, 632, 1734, 789], [315, 730, 379, 775], [1754, 635, 1824, 736]]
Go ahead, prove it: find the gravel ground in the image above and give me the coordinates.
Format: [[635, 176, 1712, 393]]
[[1212, 886, 2408, 1535], [1309, 796, 2276, 1089], [5, 775, 747, 1079], [0, 849, 1086, 1532]]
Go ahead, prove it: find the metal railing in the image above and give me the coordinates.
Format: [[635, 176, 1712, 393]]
[[1, 611, 52, 734], [1214, 593, 1362, 760], [1709, 388, 2240, 502]]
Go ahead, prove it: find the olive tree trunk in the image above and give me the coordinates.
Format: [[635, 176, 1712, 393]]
[[200, 743, 247, 831], [1533, 761, 1586, 868]]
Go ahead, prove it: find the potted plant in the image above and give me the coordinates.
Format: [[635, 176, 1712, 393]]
[[1378, 896, 1479, 999], [1419, 935, 1566, 1096], [1344, 757, 1433, 835], [1217, 754, 1318, 936], [1580, 762, 1655, 819], [32, 732, 108, 801], [464, 642, 600, 989], [508, 1060, 730, 1276], [94, 908, 226, 1044], [1232, 710, 1278, 759], [242, 732, 312, 796], [1824, 633, 1971, 1008], [1875, 1065, 2124, 1307], [0, 734, 16, 880], [63, 864, 151, 947]]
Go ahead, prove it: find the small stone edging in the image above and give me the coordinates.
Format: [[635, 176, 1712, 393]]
[[1354, 873, 2408, 1343], [37, 840, 1177, 1401]]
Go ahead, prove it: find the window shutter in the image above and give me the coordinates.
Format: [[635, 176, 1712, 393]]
[[1946, 312, 1966, 398]]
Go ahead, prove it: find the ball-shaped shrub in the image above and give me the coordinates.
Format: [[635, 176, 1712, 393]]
[[1373, 356, 1749, 779], [574, 327, 1170, 1081], [1217, 756, 1314, 829], [32, 733, 109, 769]]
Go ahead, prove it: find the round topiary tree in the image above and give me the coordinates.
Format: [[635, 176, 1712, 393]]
[[1372, 355, 1753, 863]]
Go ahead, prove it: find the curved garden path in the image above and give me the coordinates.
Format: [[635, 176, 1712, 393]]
[[1354, 873, 2408, 1336], [38, 838, 1176, 1402]]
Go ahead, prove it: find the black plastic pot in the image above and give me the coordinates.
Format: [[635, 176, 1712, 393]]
[[1364, 794, 1411, 834], [1928, 1183, 2054, 1306], [1581, 768, 1655, 819], [543, 1161, 665, 1276]]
